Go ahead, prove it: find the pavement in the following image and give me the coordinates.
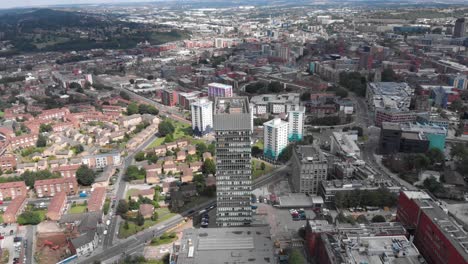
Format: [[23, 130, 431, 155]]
[[24, 226, 34, 264]]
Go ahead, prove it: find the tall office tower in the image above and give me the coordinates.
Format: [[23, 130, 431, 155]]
[[208, 83, 233, 100], [454, 18, 466, 38], [288, 106, 305, 142], [213, 97, 252, 227], [263, 118, 288, 160], [191, 98, 213, 136]]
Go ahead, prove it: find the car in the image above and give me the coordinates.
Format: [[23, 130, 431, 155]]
[[0, 235, 4, 240]]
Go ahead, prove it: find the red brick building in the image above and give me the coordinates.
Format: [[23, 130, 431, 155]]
[[161, 90, 178, 107], [397, 191, 468, 264], [34, 177, 78, 198], [87, 187, 106, 212], [4, 195, 27, 223], [0, 155, 17, 171], [46, 191, 67, 221], [52, 164, 81, 178], [0, 181, 28, 201]]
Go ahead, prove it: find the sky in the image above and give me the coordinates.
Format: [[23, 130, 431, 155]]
[[0, 0, 158, 9]]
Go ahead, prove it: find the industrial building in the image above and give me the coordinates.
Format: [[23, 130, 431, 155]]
[[397, 191, 468, 264]]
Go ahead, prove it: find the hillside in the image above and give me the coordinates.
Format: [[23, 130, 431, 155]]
[[0, 9, 188, 53]]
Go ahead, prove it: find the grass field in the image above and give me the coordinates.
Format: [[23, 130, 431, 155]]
[[150, 232, 177, 246], [252, 159, 274, 180], [0, 213, 4, 223], [147, 120, 192, 149], [69, 205, 87, 214], [118, 208, 176, 238]]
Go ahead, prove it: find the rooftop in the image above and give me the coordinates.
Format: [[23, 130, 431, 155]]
[[213, 97, 251, 131], [294, 145, 325, 163], [174, 226, 274, 264]]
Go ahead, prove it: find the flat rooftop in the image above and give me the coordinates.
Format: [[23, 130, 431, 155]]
[[295, 145, 325, 163], [174, 226, 274, 264], [368, 82, 413, 96], [214, 97, 251, 131]]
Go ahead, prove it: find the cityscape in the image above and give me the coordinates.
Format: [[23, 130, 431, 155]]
[[0, 0, 467, 264]]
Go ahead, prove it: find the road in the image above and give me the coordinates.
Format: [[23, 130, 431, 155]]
[[24, 226, 35, 264], [79, 163, 290, 263], [103, 134, 158, 249], [350, 92, 416, 190]]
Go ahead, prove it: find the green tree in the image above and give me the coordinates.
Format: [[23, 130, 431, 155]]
[[196, 143, 207, 155], [123, 220, 129, 230], [151, 211, 159, 221], [426, 148, 444, 164], [451, 144, 467, 160], [76, 165, 96, 186], [414, 154, 430, 171], [260, 162, 266, 170], [134, 151, 146, 162], [158, 120, 175, 136], [117, 199, 129, 216], [36, 134, 47, 147], [423, 176, 444, 194], [278, 144, 294, 163], [120, 91, 131, 100], [39, 123, 53, 133], [136, 211, 145, 226], [126, 102, 139, 115], [17, 211, 42, 225], [450, 99, 464, 112], [252, 146, 263, 157], [129, 79, 135, 85], [381, 68, 398, 82], [202, 159, 216, 175], [69, 82, 82, 89], [164, 133, 174, 143], [371, 215, 386, 223], [21, 170, 60, 188]]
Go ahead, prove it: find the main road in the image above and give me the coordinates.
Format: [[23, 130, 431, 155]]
[[103, 133, 158, 249], [78, 163, 291, 264]]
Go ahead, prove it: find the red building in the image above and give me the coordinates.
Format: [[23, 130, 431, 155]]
[[397, 191, 468, 264], [161, 90, 178, 107], [375, 109, 417, 127]]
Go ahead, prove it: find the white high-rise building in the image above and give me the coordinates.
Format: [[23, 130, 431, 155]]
[[263, 118, 289, 160], [191, 98, 213, 136], [288, 106, 305, 142]]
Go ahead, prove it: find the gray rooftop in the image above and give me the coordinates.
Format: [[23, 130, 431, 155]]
[[174, 226, 274, 264], [295, 145, 325, 163], [213, 97, 252, 131]]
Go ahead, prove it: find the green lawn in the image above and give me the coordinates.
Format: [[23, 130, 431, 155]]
[[118, 208, 176, 238], [252, 159, 274, 180], [34, 209, 47, 221], [0, 213, 4, 223], [147, 120, 192, 149], [69, 205, 87, 214], [150, 232, 177, 246], [253, 140, 264, 149]]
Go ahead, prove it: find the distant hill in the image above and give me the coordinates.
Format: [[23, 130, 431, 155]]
[[0, 8, 188, 53]]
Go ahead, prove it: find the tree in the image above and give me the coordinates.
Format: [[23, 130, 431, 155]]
[[356, 215, 369, 224], [69, 82, 82, 89], [36, 134, 47, 147], [413, 154, 430, 171], [450, 99, 464, 112], [135, 152, 146, 162], [252, 146, 263, 157], [17, 211, 42, 225], [136, 212, 145, 226], [451, 144, 467, 160], [202, 159, 216, 175], [268, 81, 283, 93], [260, 162, 266, 170], [147, 75, 154, 80], [426, 148, 444, 164], [120, 91, 131, 100], [151, 211, 159, 221], [117, 199, 129, 216], [381, 68, 398, 82], [127, 102, 139, 115], [158, 120, 175, 136], [196, 143, 207, 155], [423, 176, 444, 194], [164, 133, 174, 143], [123, 220, 129, 230], [21, 170, 60, 188], [71, 144, 84, 154], [129, 79, 135, 85], [76, 165, 96, 186], [371, 215, 386, 223], [335, 87, 348, 98], [39, 123, 53, 133], [300, 92, 311, 101], [278, 144, 294, 163]]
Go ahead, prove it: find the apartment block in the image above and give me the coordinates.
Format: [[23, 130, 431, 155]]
[[0, 181, 28, 201], [191, 98, 213, 136], [263, 118, 288, 160], [291, 145, 328, 195], [34, 177, 78, 198]]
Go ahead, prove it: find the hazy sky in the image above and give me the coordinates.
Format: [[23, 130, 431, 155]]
[[1, 0, 157, 9]]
